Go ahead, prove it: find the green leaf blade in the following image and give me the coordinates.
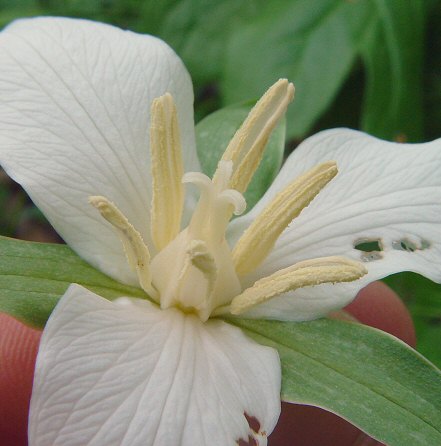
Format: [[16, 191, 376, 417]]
[[385, 272, 441, 368], [232, 317, 441, 445], [222, 0, 427, 142], [360, 0, 425, 141], [223, 0, 372, 139], [0, 236, 147, 328], [159, 0, 260, 84]]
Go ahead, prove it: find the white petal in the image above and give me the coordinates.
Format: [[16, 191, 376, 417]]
[[0, 17, 199, 285], [29, 285, 280, 446], [228, 129, 441, 320]]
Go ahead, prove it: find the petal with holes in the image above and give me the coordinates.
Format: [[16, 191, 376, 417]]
[[228, 129, 441, 320]]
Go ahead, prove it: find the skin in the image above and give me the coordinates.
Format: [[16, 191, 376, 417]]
[[0, 282, 415, 446]]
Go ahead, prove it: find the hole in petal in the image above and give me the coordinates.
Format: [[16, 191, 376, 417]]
[[392, 238, 431, 252], [354, 238, 383, 262], [244, 412, 261, 434], [354, 238, 383, 252], [393, 239, 416, 252]]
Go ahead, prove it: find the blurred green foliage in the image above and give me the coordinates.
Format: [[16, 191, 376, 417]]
[[0, 0, 440, 365]]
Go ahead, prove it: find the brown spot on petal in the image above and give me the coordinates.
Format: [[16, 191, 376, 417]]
[[237, 435, 258, 446], [244, 412, 261, 433]]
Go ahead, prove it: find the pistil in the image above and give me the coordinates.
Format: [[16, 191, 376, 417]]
[[150, 163, 245, 321]]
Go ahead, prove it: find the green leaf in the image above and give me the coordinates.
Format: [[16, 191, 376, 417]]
[[385, 272, 441, 368], [223, 0, 426, 141], [0, 4, 44, 29], [195, 103, 285, 211], [159, 0, 261, 84], [223, 0, 372, 139], [425, 1, 441, 141], [231, 317, 441, 445], [360, 0, 425, 141], [0, 236, 147, 328]]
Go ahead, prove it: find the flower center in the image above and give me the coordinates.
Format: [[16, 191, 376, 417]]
[[89, 80, 367, 321], [149, 161, 245, 321]]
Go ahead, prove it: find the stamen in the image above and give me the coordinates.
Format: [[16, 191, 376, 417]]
[[150, 93, 184, 251], [230, 256, 367, 315], [213, 79, 294, 194], [233, 161, 338, 276], [89, 195, 157, 299]]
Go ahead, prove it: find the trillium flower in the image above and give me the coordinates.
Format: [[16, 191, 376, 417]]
[[0, 16, 440, 446]]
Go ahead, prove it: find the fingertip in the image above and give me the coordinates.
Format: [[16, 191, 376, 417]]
[[345, 281, 416, 347], [0, 313, 41, 445], [270, 403, 363, 445]]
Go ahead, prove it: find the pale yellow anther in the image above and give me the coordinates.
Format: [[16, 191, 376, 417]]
[[89, 195, 157, 299], [213, 79, 294, 194], [150, 93, 184, 251], [233, 161, 338, 276], [230, 256, 367, 315]]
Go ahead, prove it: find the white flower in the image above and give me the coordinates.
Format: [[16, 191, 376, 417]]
[[0, 17, 440, 446]]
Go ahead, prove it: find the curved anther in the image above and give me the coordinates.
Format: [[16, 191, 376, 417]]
[[89, 195, 157, 299], [230, 256, 367, 315], [233, 161, 338, 276], [213, 79, 294, 194]]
